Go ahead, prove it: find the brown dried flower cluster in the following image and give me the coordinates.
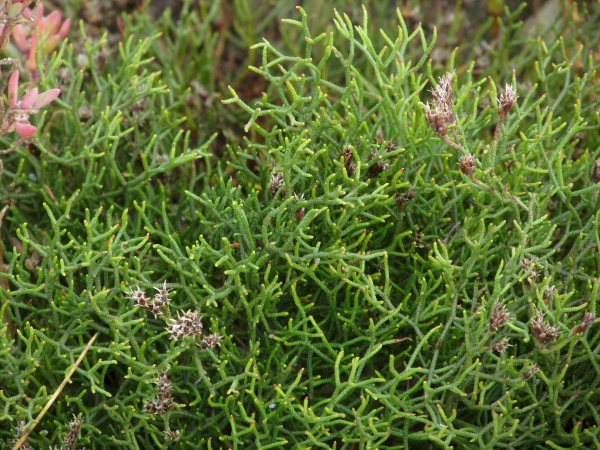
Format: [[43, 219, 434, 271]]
[[522, 258, 538, 290], [396, 186, 415, 210], [491, 337, 511, 354], [458, 154, 476, 179], [165, 309, 203, 340], [11, 420, 30, 450], [497, 84, 518, 120], [489, 302, 511, 332], [200, 333, 223, 350], [268, 171, 285, 198], [369, 130, 397, 175], [126, 281, 172, 318], [522, 363, 541, 380], [64, 415, 84, 450], [164, 428, 181, 441], [294, 192, 305, 221], [369, 148, 390, 174], [530, 310, 561, 346], [144, 372, 174, 416], [575, 312, 596, 334], [423, 73, 459, 148], [341, 144, 356, 176], [543, 285, 555, 303], [592, 159, 600, 184]]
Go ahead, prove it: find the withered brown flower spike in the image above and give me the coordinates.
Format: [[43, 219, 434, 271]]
[[489, 302, 511, 332], [493, 83, 518, 143], [165, 309, 203, 340], [268, 171, 285, 198], [592, 159, 600, 184], [423, 72, 463, 151], [144, 372, 174, 416], [498, 84, 518, 120], [341, 144, 356, 176], [459, 154, 476, 179], [522, 258, 538, 290], [530, 310, 561, 346], [491, 337, 511, 354], [576, 312, 596, 334], [522, 363, 540, 380]]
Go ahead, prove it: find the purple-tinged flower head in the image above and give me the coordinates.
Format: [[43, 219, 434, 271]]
[[7, 69, 60, 137]]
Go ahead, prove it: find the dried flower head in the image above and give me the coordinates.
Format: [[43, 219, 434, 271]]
[[575, 312, 596, 334], [64, 415, 84, 450], [369, 148, 390, 175], [144, 399, 165, 416], [522, 363, 540, 380], [400, 187, 415, 201], [423, 101, 448, 139], [530, 310, 561, 346], [396, 187, 415, 209], [592, 159, 600, 184], [458, 154, 476, 178], [522, 258, 539, 290], [498, 84, 518, 119], [341, 144, 356, 175], [423, 72, 457, 137], [156, 372, 173, 406], [166, 309, 203, 340], [10, 420, 30, 450], [144, 372, 174, 416], [268, 171, 285, 198], [127, 286, 150, 308], [200, 333, 223, 350], [491, 337, 511, 354], [543, 285, 555, 303], [153, 280, 172, 308], [431, 72, 454, 107], [294, 193, 305, 221], [164, 428, 181, 441], [489, 302, 511, 332]]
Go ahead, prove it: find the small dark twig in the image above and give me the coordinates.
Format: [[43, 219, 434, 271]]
[[442, 222, 461, 246]]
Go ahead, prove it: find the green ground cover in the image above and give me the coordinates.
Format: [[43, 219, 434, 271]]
[[2, 1, 600, 448]]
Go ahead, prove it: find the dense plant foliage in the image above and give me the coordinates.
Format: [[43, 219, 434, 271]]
[[1, 1, 600, 448]]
